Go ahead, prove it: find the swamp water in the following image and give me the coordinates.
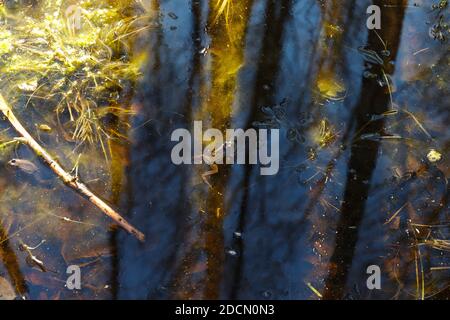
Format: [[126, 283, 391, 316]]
[[0, 0, 448, 300]]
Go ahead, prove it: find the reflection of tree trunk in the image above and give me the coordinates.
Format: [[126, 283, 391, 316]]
[[0, 225, 27, 297], [315, 0, 347, 77], [169, 0, 203, 298], [230, 0, 293, 299], [108, 0, 155, 297], [172, 0, 253, 299], [201, 0, 253, 299], [323, 0, 407, 299], [184, 0, 202, 122], [109, 140, 128, 299], [298, 0, 355, 226]]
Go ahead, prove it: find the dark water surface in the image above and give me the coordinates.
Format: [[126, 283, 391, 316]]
[[0, 0, 449, 300]]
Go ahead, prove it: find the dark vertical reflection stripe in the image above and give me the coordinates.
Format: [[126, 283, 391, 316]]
[[230, 0, 293, 299], [323, 0, 408, 299]]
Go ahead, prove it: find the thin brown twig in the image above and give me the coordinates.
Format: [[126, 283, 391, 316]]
[[0, 94, 145, 242]]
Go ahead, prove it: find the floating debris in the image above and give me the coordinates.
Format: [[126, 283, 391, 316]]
[[429, 15, 448, 42], [359, 133, 402, 142], [199, 46, 209, 56], [168, 12, 178, 20], [413, 48, 430, 56], [261, 290, 273, 299], [324, 23, 343, 38], [306, 282, 323, 299], [37, 124, 52, 132], [19, 240, 47, 273], [370, 109, 399, 121], [427, 149, 442, 163], [380, 49, 391, 57], [384, 203, 408, 225], [309, 119, 336, 148], [431, 0, 448, 11], [226, 248, 239, 257], [233, 231, 243, 239], [363, 71, 378, 79]]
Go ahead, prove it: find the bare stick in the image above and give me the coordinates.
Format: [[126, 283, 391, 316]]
[[0, 94, 145, 242]]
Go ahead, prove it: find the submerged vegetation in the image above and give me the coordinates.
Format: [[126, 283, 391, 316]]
[[0, 0, 448, 301], [0, 0, 149, 155]]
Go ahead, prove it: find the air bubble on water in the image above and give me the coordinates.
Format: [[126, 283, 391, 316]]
[[226, 248, 239, 257]]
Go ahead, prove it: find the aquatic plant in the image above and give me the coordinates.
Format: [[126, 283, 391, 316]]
[[0, 0, 149, 156]]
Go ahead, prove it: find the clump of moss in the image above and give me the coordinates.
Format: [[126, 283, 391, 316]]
[[0, 0, 149, 155]]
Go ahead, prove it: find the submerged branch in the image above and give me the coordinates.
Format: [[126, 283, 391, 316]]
[[0, 94, 145, 242]]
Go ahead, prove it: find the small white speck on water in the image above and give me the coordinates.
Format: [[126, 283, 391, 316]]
[[226, 249, 239, 257]]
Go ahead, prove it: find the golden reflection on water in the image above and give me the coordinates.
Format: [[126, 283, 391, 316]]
[[172, 0, 253, 299]]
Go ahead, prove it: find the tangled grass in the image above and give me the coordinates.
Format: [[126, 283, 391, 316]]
[[0, 0, 149, 157]]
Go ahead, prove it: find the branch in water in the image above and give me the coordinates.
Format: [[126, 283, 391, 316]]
[[0, 94, 145, 242]]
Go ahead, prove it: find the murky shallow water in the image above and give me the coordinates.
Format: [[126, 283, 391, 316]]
[[0, 0, 448, 300]]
